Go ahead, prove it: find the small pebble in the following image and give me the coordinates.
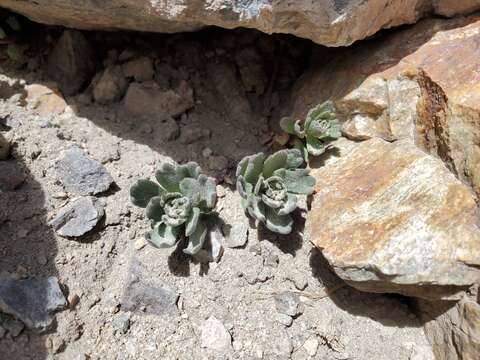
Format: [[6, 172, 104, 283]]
[[68, 293, 80, 309], [276, 313, 293, 327], [303, 337, 319, 356], [134, 238, 147, 250]]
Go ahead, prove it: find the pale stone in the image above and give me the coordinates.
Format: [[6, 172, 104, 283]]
[[2, 1, 479, 47], [200, 316, 232, 351], [307, 138, 480, 300]]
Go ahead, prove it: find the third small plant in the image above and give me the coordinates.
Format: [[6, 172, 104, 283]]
[[280, 100, 341, 161], [236, 149, 315, 235]]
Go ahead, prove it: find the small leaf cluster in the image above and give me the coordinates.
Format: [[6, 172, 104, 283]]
[[280, 100, 341, 160], [130, 161, 216, 255], [236, 149, 315, 234]]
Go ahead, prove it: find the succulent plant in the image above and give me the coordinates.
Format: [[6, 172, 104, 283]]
[[130, 161, 217, 255], [236, 149, 315, 234], [280, 101, 341, 161]]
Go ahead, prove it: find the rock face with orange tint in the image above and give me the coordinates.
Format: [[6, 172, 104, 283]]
[[306, 138, 480, 300], [292, 15, 480, 198]]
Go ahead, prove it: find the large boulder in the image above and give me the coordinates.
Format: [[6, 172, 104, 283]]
[[306, 138, 480, 300], [1, 1, 479, 47], [292, 15, 480, 196]]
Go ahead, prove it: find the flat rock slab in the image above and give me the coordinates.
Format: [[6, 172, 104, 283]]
[[1, 1, 478, 47], [121, 258, 178, 316], [54, 146, 113, 195], [123, 81, 194, 120], [49, 196, 105, 237], [0, 276, 66, 332], [307, 138, 480, 300]]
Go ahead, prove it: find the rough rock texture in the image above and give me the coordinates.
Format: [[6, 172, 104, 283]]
[[121, 257, 178, 316], [417, 297, 480, 360], [123, 81, 194, 119], [292, 15, 480, 197], [2, 1, 480, 47], [93, 66, 128, 104], [49, 196, 105, 237], [47, 30, 95, 96], [0, 276, 66, 332], [54, 146, 113, 196], [306, 138, 480, 300]]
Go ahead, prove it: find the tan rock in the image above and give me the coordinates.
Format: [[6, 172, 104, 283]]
[[25, 83, 67, 117], [2, 1, 479, 47], [306, 138, 480, 300], [417, 297, 480, 360], [123, 81, 194, 119], [293, 15, 480, 197]]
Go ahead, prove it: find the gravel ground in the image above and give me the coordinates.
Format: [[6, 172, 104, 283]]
[[0, 24, 433, 360]]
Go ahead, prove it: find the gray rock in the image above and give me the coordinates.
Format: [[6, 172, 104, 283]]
[[274, 292, 303, 317], [122, 57, 154, 82], [0, 325, 6, 338], [179, 127, 211, 144], [159, 118, 180, 142], [93, 66, 128, 104], [0, 134, 11, 160], [226, 223, 249, 248], [47, 30, 95, 96], [0, 161, 25, 191], [200, 316, 232, 351], [276, 313, 293, 327], [54, 146, 113, 195], [112, 312, 131, 334], [0, 276, 67, 332], [123, 81, 194, 120], [208, 155, 229, 172], [194, 225, 224, 263], [285, 271, 308, 291], [121, 258, 178, 315], [49, 196, 105, 237]]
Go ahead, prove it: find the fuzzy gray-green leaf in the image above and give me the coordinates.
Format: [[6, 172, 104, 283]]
[[236, 157, 249, 178], [244, 153, 266, 184], [277, 194, 298, 215], [306, 135, 327, 156], [177, 162, 201, 179], [265, 208, 293, 235], [285, 149, 304, 169], [185, 207, 200, 236], [183, 220, 207, 255], [280, 117, 296, 135], [148, 223, 181, 249], [274, 168, 315, 195], [155, 163, 181, 192], [293, 120, 305, 138], [248, 197, 267, 223], [130, 179, 163, 208], [262, 150, 287, 178], [179, 177, 201, 205], [198, 175, 217, 210], [145, 196, 164, 222]]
